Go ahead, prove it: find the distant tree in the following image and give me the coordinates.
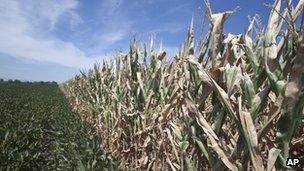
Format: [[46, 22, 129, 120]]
[[14, 79, 21, 83], [0, 79, 4, 82]]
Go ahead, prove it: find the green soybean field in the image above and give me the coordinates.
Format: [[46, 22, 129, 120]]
[[0, 82, 116, 170]]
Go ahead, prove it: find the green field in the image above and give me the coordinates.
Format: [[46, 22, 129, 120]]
[[0, 82, 116, 170]]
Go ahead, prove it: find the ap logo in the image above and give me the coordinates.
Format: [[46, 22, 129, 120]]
[[286, 158, 300, 166]]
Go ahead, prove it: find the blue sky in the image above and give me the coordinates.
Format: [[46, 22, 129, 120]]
[[0, 0, 275, 82]]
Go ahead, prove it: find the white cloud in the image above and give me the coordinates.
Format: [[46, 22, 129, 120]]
[[68, 11, 84, 30], [81, 0, 134, 56], [101, 31, 126, 43], [19, 0, 81, 31], [0, 0, 181, 70], [0, 0, 96, 69]]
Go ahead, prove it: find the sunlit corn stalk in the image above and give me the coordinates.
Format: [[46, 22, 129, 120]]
[[62, 0, 304, 170]]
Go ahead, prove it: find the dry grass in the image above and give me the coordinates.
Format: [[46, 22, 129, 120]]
[[62, 0, 304, 170]]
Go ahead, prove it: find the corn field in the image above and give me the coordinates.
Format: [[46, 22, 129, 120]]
[[62, 0, 304, 170]]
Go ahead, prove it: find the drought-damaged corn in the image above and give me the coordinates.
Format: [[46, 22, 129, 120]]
[[62, 0, 304, 170]]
